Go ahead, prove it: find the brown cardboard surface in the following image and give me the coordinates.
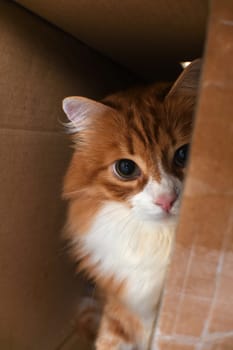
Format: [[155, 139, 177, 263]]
[[0, 2, 135, 349], [15, 0, 208, 80], [153, 0, 233, 348], [2, 1, 232, 349]]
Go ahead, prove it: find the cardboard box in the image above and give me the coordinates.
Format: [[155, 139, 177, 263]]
[[1, 1, 232, 349], [15, 0, 208, 80], [0, 2, 134, 349], [153, 1, 233, 348]]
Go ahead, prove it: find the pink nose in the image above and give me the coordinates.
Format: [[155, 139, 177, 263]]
[[155, 193, 177, 213]]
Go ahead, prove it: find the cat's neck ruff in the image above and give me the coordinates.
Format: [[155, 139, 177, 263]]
[[75, 201, 177, 316]]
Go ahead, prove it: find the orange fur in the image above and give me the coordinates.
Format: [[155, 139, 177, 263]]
[[62, 60, 201, 349], [96, 298, 143, 349]]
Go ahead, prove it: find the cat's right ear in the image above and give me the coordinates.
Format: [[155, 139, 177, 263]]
[[62, 96, 113, 133], [166, 59, 202, 98]]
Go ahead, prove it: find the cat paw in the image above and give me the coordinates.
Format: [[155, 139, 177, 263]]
[[76, 297, 102, 341]]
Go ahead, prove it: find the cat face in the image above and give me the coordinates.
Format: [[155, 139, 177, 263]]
[[62, 60, 201, 231]]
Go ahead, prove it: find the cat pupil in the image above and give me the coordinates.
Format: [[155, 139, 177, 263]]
[[174, 144, 189, 167], [120, 160, 134, 174]]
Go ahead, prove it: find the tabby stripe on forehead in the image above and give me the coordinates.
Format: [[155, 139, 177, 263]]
[[126, 136, 135, 155], [127, 108, 147, 148], [153, 122, 159, 140], [161, 145, 170, 174], [167, 127, 176, 147], [131, 123, 148, 149], [131, 112, 155, 152], [135, 100, 156, 149], [139, 113, 155, 147]]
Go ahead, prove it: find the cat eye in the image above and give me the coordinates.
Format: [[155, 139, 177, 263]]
[[113, 159, 141, 180], [173, 144, 189, 168]]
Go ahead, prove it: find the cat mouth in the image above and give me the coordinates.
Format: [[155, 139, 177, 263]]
[[155, 211, 177, 220], [135, 209, 178, 223]]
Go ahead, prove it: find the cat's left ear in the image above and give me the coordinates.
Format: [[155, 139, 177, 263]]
[[166, 59, 202, 98], [62, 96, 114, 133]]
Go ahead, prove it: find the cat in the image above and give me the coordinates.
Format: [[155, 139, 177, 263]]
[[62, 59, 201, 350]]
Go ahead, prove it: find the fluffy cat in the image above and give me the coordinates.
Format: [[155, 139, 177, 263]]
[[62, 59, 201, 350]]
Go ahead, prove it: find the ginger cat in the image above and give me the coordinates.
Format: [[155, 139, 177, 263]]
[[62, 59, 201, 350]]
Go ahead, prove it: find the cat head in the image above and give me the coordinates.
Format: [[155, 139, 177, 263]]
[[62, 59, 201, 231]]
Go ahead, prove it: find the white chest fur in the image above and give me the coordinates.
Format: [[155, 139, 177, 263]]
[[79, 202, 176, 316]]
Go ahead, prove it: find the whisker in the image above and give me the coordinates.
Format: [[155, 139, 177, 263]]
[[63, 188, 89, 197]]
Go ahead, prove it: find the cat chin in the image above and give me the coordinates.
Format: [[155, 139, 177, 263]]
[[149, 213, 177, 227], [130, 206, 178, 227], [79, 201, 176, 316]]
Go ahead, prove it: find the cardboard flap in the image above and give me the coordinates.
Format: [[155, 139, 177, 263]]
[[15, 0, 208, 80]]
